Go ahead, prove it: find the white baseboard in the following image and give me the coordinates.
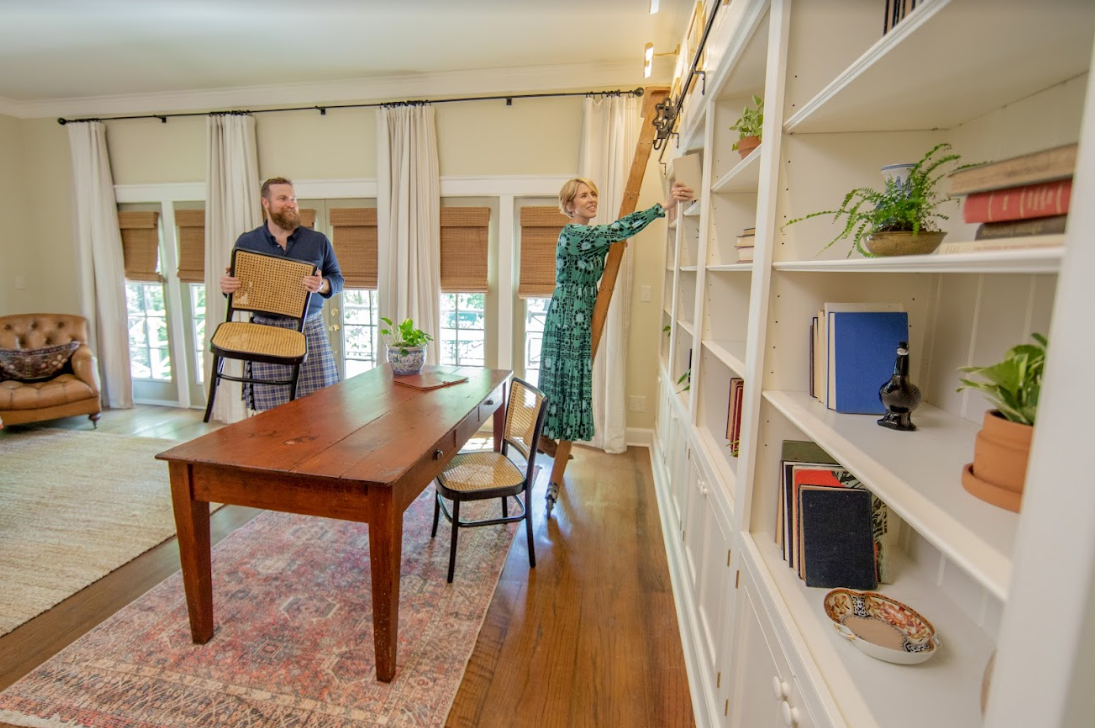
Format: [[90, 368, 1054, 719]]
[[626, 427, 654, 448]]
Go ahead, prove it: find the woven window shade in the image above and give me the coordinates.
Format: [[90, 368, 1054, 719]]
[[174, 209, 206, 283], [117, 211, 162, 283], [329, 208, 378, 289], [440, 207, 490, 293], [517, 207, 568, 299]]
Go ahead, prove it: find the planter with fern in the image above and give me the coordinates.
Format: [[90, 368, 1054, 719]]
[[786, 143, 965, 258], [956, 333, 1046, 513], [380, 317, 434, 376], [730, 95, 763, 160]]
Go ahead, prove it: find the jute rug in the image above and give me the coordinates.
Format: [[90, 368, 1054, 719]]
[[0, 488, 518, 727], [0, 428, 219, 637]]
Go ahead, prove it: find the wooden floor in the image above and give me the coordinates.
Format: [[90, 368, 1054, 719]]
[[0, 406, 694, 728]]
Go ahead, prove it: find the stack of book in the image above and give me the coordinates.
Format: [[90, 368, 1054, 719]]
[[726, 377, 744, 456], [809, 303, 908, 414], [942, 143, 1076, 254], [735, 227, 755, 263], [776, 440, 892, 589]]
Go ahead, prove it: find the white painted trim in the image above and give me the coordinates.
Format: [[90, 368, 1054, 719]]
[[114, 182, 204, 203], [294, 179, 377, 199], [627, 428, 654, 448], [442, 175, 572, 197], [0, 95, 20, 117], [497, 196, 516, 370], [12, 62, 643, 119]]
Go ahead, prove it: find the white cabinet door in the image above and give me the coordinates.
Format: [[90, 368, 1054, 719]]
[[696, 483, 733, 684]]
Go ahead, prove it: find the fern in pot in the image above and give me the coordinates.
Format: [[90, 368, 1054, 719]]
[[955, 333, 1046, 512], [380, 317, 434, 375], [785, 142, 964, 258]]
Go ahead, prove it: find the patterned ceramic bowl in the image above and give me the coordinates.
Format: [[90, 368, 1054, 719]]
[[823, 589, 940, 665], [387, 344, 426, 376]]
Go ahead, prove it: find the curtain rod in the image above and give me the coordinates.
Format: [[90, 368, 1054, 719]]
[[56, 87, 645, 125]]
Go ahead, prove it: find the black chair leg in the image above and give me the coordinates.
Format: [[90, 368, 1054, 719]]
[[525, 487, 536, 568], [431, 489, 441, 538], [289, 364, 302, 401], [203, 356, 223, 423], [447, 500, 460, 583], [501, 496, 508, 518]]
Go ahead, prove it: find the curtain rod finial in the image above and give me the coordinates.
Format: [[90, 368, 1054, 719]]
[[57, 118, 68, 126]]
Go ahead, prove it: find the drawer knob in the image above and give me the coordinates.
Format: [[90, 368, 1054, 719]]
[[485, 399, 494, 406], [781, 700, 799, 726], [434, 449, 444, 460], [772, 676, 788, 700]]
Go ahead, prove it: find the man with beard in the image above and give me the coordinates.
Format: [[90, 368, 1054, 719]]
[[218, 176, 344, 411]]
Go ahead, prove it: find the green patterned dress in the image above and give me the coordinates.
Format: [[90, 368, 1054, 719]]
[[539, 204, 666, 442]]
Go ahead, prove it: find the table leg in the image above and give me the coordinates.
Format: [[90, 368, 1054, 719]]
[[168, 462, 214, 643], [369, 489, 404, 682], [493, 385, 506, 453]]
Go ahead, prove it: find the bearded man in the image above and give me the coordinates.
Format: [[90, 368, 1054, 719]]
[[218, 176, 344, 411]]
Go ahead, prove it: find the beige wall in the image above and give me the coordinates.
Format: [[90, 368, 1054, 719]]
[[5, 95, 667, 435]]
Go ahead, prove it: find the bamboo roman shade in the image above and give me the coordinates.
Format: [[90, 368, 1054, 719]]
[[329, 208, 379, 289], [174, 209, 205, 283], [518, 207, 568, 298], [117, 211, 161, 282], [440, 207, 490, 293]]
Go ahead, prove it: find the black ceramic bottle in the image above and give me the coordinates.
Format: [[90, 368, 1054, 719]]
[[878, 340, 921, 431]]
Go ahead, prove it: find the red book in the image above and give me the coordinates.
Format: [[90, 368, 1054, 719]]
[[962, 179, 1072, 223]]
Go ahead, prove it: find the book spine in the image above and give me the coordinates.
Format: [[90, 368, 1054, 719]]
[[962, 180, 1072, 223], [974, 214, 1068, 240], [937, 237, 1065, 255]]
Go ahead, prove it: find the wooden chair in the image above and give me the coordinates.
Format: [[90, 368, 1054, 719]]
[[203, 249, 314, 422], [431, 377, 548, 583]]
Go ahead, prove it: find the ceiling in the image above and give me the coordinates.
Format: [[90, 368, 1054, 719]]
[[0, 0, 691, 117]]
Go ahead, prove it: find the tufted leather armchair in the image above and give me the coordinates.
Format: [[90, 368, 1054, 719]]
[[0, 313, 101, 427]]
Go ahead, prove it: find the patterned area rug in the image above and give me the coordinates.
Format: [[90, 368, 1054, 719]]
[[0, 428, 221, 636], [0, 488, 517, 727]]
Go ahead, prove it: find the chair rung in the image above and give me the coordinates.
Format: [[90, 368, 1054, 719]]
[[436, 493, 527, 528]]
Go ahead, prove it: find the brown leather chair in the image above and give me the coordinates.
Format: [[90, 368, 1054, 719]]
[[0, 313, 101, 427]]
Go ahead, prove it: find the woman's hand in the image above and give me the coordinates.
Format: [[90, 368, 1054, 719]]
[[666, 181, 695, 211]]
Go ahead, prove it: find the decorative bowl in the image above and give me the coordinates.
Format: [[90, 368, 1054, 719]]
[[823, 589, 940, 665], [864, 230, 946, 257]]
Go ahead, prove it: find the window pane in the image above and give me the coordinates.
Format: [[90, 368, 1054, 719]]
[[341, 288, 378, 375], [439, 292, 486, 368], [525, 297, 549, 384], [190, 284, 206, 384], [150, 347, 172, 381]]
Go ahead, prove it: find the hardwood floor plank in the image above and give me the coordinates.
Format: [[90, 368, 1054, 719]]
[[1, 407, 694, 728]]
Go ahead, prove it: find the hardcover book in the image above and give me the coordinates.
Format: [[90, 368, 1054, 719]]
[[826, 309, 909, 414], [937, 235, 1065, 255], [947, 143, 1077, 195], [974, 214, 1068, 240], [799, 487, 878, 590], [962, 179, 1072, 224]]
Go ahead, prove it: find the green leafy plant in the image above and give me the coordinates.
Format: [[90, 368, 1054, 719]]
[[663, 325, 672, 337], [677, 368, 691, 392], [784, 142, 966, 258], [956, 333, 1046, 426], [379, 317, 434, 355], [729, 95, 764, 150]]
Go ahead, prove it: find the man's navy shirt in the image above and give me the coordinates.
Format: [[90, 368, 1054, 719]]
[[233, 222, 344, 319]]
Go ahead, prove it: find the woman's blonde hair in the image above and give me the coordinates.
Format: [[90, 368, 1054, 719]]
[[558, 177, 599, 217]]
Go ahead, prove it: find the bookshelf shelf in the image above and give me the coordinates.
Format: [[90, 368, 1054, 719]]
[[695, 425, 739, 498], [712, 145, 763, 193], [784, 0, 1095, 134], [706, 263, 752, 273], [683, 202, 701, 217], [679, 319, 695, 337], [773, 242, 1065, 275], [679, 265, 699, 272], [744, 533, 994, 728], [703, 339, 747, 376], [762, 390, 1017, 600]]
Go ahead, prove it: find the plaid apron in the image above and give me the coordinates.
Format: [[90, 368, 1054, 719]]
[[244, 314, 339, 412]]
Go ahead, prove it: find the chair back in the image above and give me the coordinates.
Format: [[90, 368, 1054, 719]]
[[228, 249, 315, 321], [503, 378, 548, 480]]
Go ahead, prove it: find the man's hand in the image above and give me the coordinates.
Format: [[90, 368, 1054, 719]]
[[219, 267, 239, 294], [303, 271, 326, 294]]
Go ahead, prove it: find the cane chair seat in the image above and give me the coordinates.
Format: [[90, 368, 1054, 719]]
[[437, 451, 524, 493], [431, 377, 548, 583], [203, 248, 315, 422], [210, 321, 307, 359]]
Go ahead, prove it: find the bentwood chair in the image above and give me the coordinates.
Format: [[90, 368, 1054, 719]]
[[203, 249, 314, 422], [431, 377, 548, 583]]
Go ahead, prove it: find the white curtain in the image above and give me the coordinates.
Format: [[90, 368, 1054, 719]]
[[205, 114, 262, 424], [376, 104, 441, 364], [67, 121, 133, 410], [579, 95, 641, 454]]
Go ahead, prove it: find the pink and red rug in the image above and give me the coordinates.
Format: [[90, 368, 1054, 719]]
[[0, 489, 516, 727]]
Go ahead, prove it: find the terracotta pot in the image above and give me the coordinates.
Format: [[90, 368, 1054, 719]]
[[736, 135, 761, 159], [863, 230, 946, 257], [961, 410, 1033, 512]]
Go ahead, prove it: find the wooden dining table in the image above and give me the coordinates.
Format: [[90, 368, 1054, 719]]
[[156, 364, 511, 682]]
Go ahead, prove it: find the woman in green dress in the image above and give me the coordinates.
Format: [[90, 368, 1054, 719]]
[[539, 177, 694, 442]]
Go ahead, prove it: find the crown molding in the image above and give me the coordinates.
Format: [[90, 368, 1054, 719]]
[[6, 62, 645, 120]]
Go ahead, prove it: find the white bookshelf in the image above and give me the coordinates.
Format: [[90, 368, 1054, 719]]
[[651, 0, 1095, 726]]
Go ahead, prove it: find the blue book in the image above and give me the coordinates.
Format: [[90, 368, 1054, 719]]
[[826, 311, 909, 414]]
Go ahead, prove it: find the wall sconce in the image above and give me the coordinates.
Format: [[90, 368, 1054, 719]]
[[643, 43, 680, 79]]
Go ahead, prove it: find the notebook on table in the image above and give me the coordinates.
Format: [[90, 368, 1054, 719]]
[[392, 366, 469, 390]]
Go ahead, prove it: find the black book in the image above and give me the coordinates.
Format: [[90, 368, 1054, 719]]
[[799, 487, 877, 590]]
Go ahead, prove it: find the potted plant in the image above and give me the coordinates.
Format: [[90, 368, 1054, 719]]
[[729, 95, 763, 159], [380, 317, 434, 375], [785, 142, 964, 258], [955, 333, 1046, 512]]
